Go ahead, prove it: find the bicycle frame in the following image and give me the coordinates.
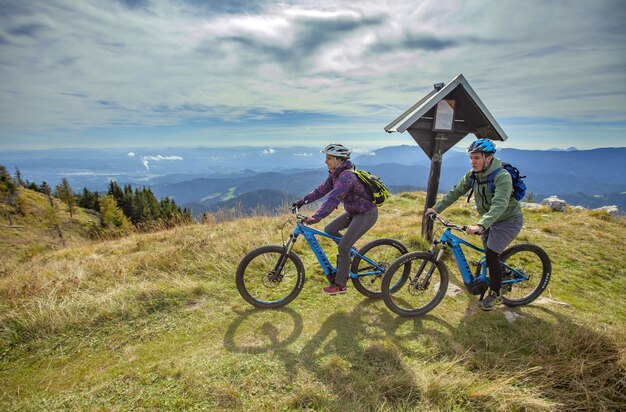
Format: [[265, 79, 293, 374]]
[[431, 219, 530, 289], [434, 228, 488, 285], [282, 221, 385, 279]]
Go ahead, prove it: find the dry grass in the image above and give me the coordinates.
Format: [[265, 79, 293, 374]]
[[0, 188, 103, 271], [1, 192, 625, 411]]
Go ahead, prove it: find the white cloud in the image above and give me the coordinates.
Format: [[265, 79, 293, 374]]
[[141, 155, 184, 161], [0, 0, 624, 150], [294, 152, 313, 156], [127, 152, 135, 157], [261, 148, 276, 155], [139, 154, 183, 171]]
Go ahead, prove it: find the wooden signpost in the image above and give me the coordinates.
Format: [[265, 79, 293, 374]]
[[384, 74, 509, 241]]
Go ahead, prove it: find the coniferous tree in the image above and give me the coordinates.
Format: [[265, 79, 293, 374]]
[[159, 196, 178, 220], [40, 181, 54, 207], [0, 165, 17, 224], [43, 195, 65, 246], [27, 181, 40, 192], [78, 187, 89, 209], [55, 178, 76, 218], [103, 181, 193, 228], [0, 165, 16, 194], [142, 187, 161, 221], [121, 184, 134, 218], [14, 167, 24, 186], [128, 187, 159, 224], [107, 181, 124, 205], [129, 188, 140, 224], [78, 187, 100, 211], [99, 194, 132, 230]]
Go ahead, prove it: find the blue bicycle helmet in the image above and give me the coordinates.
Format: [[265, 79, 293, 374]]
[[467, 139, 496, 154]]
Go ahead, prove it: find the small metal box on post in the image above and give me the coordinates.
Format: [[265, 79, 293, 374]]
[[384, 74, 509, 241]]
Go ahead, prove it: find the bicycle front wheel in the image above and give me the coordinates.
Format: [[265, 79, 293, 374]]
[[382, 252, 449, 317], [500, 243, 551, 307], [350, 238, 409, 299], [236, 245, 305, 308]]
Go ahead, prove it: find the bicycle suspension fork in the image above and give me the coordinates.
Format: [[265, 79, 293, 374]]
[[272, 233, 299, 281], [412, 241, 446, 288], [429, 240, 447, 261]]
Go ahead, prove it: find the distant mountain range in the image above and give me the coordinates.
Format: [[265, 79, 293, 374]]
[[1, 145, 624, 215], [150, 147, 625, 216]]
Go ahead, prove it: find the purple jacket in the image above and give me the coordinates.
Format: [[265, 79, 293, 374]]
[[300, 160, 376, 220]]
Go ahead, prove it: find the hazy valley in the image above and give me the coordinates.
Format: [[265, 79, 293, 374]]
[[3, 145, 623, 216]]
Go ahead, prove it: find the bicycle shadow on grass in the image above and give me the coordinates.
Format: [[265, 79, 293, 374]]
[[222, 298, 458, 407], [223, 306, 304, 355], [223, 298, 455, 358], [297, 297, 455, 356]]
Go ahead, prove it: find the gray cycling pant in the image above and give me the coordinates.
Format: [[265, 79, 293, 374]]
[[480, 215, 523, 254], [324, 207, 378, 287]]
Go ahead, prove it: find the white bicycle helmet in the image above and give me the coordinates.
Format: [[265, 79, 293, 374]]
[[321, 143, 351, 159]]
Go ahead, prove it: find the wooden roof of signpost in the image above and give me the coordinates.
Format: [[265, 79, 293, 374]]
[[384, 74, 508, 159]]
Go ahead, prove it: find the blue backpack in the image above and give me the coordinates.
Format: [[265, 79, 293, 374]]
[[467, 163, 527, 202]]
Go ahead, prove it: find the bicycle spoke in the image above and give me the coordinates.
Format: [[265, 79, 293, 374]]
[[351, 239, 408, 299], [500, 244, 551, 306], [236, 246, 305, 308], [382, 252, 448, 317]]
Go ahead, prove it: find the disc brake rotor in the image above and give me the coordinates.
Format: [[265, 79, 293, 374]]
[[261, 271, 281, 288]]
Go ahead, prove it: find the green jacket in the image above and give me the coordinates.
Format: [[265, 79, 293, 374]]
[[433, 157, 523, 229]]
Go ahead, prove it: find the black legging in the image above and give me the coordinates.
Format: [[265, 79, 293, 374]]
[[485, 248, 502, 294]]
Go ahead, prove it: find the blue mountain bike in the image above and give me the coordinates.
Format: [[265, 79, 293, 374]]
[[236, 207, 409, 308], [381, 215, 551, 317]]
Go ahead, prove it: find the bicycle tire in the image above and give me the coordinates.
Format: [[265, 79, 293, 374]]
[[500, 243, 551, 307], [381, 251, 449, 317], [236, 245, 305, 308], [350, 238, 409, 298]]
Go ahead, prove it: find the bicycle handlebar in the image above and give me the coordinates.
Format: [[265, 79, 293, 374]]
[[429, 213, 467, 232], [291, 205, 308, 223], [293, 207, 471, 231]]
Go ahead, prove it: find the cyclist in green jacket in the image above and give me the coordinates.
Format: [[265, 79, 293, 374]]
[[425, 139, 523, 311]]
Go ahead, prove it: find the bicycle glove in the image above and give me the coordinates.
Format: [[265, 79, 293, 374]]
[[292, 200, 305, 213]]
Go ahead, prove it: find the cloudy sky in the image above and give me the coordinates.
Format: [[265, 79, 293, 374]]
[[1, 0, 625, 151]]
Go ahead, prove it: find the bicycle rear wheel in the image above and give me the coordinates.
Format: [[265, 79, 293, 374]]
[[500, 243, 551, 307], [236, 245, 305, 308], [381, 252, 449, 317], [350, 238, 409, 298]]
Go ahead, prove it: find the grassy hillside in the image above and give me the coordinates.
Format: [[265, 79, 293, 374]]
[[1, 192, 624, 411], [0, 187, 102, 274]]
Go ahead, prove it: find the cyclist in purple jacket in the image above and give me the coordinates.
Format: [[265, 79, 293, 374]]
[[293, 144, 378, 295]]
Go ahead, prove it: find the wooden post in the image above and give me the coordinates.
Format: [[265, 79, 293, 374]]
[[421, 133, 446, 241]]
